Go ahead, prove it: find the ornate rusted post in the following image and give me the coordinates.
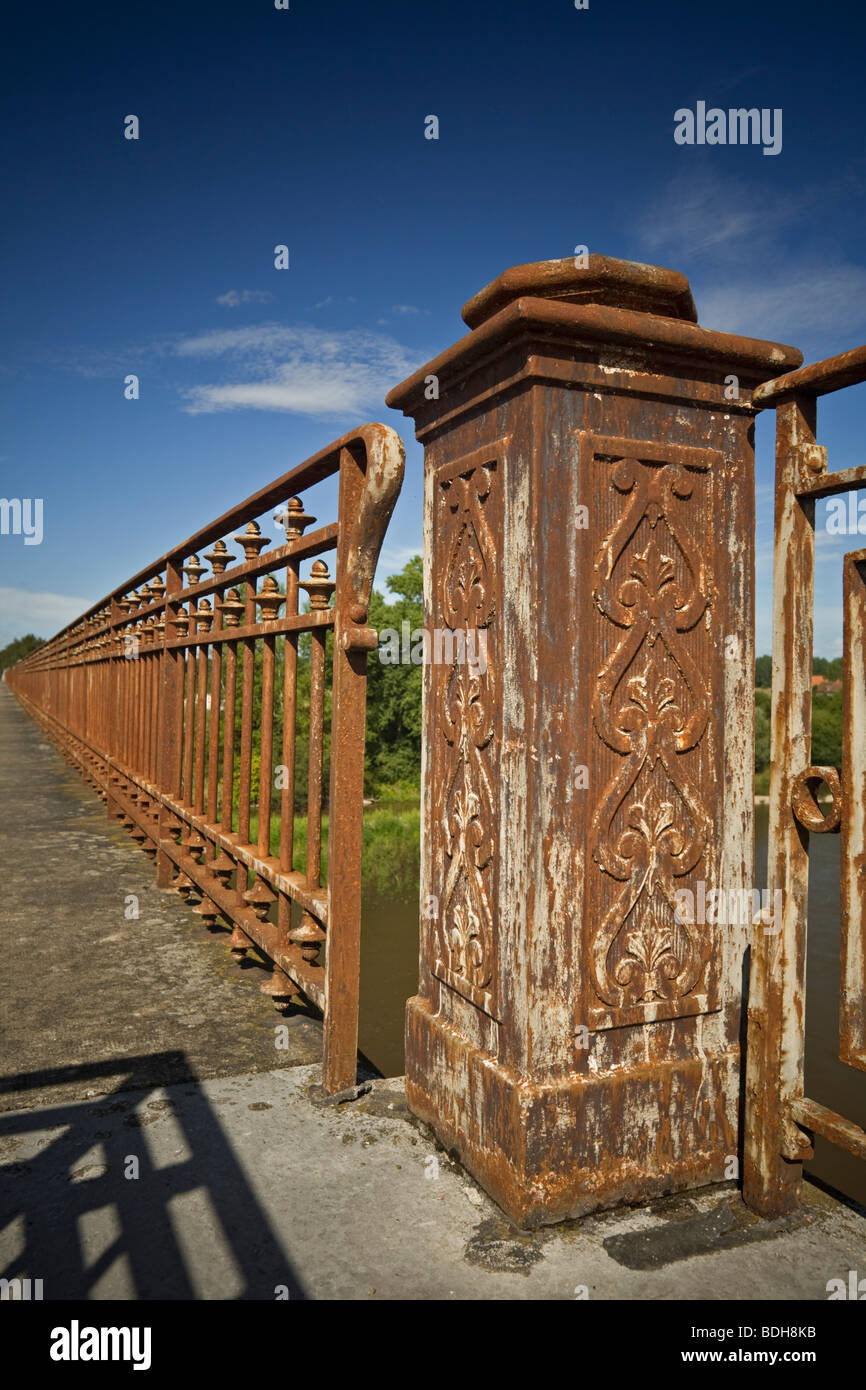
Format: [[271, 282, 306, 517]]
[[387, 255, 802, 1226]]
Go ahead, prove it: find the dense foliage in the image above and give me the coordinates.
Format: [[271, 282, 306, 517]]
[[813, 655, 844, 680], [754, 662, 842, 789], [364, 555, 423, 794], [810, 690, 844, 767], [0, 633, 44, 671], [755, 654, 772, 688]]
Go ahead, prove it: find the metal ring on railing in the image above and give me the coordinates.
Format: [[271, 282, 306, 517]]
[[790, 765, 843, 833]]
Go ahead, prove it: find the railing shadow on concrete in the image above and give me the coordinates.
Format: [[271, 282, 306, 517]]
[[0, 1053, 306, 1300]]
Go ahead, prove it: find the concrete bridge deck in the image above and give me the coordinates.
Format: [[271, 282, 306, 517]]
[[1, 683, 864, 1301]]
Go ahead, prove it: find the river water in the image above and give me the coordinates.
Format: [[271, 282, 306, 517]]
[[356, 802, 865, 1206]]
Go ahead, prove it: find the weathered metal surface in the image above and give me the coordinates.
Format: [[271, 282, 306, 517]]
[[387, 254, 802, 1227], [743, 395, 817, 1217], [461, 253, 698, 328], [753, 344, 866, 406], [842, 548, 866, 1072], [790, 765, 843, 834], [7, 423, 404, 1095], [787, 1097, 866, 1162], [744, 350, 866, 1216]]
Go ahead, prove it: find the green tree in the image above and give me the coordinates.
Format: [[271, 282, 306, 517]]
[[755, 689, 771, 773], [813, 655, 843, 680], [755, 654, 772, 688], [810, 690, 843, 767], [364, 556, 423, 794], [0, 633, 44, 671]]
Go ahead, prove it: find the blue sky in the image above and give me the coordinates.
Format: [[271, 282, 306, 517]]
[[1, 0, 864, 656]]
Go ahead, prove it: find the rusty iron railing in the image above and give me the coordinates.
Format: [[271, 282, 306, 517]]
[[744, 346, 866, 1216], [6, 423, 404, 1094]]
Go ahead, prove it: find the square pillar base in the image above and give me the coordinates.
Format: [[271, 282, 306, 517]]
[[406, 995, 739, 1228]]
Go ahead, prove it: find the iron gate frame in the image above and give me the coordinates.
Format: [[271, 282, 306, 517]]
[[744, 347, 866, 1216]]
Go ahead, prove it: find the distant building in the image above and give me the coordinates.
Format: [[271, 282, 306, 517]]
[[812, 675, 842, 694]]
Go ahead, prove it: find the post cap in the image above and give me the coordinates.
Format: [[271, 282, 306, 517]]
[[461, 254, 697, 329]]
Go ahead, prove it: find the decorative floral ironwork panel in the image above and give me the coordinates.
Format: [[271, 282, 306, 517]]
[[432, 449, 500, 1020], [583, 433, 723, 1031]]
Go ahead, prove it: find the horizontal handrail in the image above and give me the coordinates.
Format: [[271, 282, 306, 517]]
[[753, 344, 866, 408], [13, 423, 401, 658]]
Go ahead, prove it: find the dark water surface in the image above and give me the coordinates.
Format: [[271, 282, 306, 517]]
[[356, 804, 865, 1207]]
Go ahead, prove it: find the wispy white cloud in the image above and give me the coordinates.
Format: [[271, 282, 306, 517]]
[[697, 265, 866, 339], [639, 170, 810, 262], [392, 304, 420, 315], [42, 315, 421, 418], [814, 505, 866, 560], [174, 322, 421, 418], [0, 587, 92, 645], [174, 324, 298, 359], [377, 544, 422, 573], [62, 348, 147, 380], [638, 170, 866, 341], [215, 289, 273, 308]]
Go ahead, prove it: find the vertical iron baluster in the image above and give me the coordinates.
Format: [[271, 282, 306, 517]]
[[256, 576, 284, 859], [289, 559, 334, 974], [274, 498, 316, 932], [234, 523, 269, 845], [204, 542, 234, 843], [194, 599, 212, 814]]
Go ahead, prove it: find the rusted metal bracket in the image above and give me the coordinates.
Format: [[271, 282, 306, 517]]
[[798, 442, 827, 475], [341, 626, 379, 652], [341, 425, 405, 625], [780, 1109, 815, 1162], [785, 1097, 866, 1162]]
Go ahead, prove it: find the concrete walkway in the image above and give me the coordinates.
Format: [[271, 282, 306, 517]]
[[2, 1063, 864, 1301], [1, 683, 864, 1301], [0, 685, 322, 1115]]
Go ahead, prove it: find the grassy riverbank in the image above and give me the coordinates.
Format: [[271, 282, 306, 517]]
[[249, 798, 421, 900]]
